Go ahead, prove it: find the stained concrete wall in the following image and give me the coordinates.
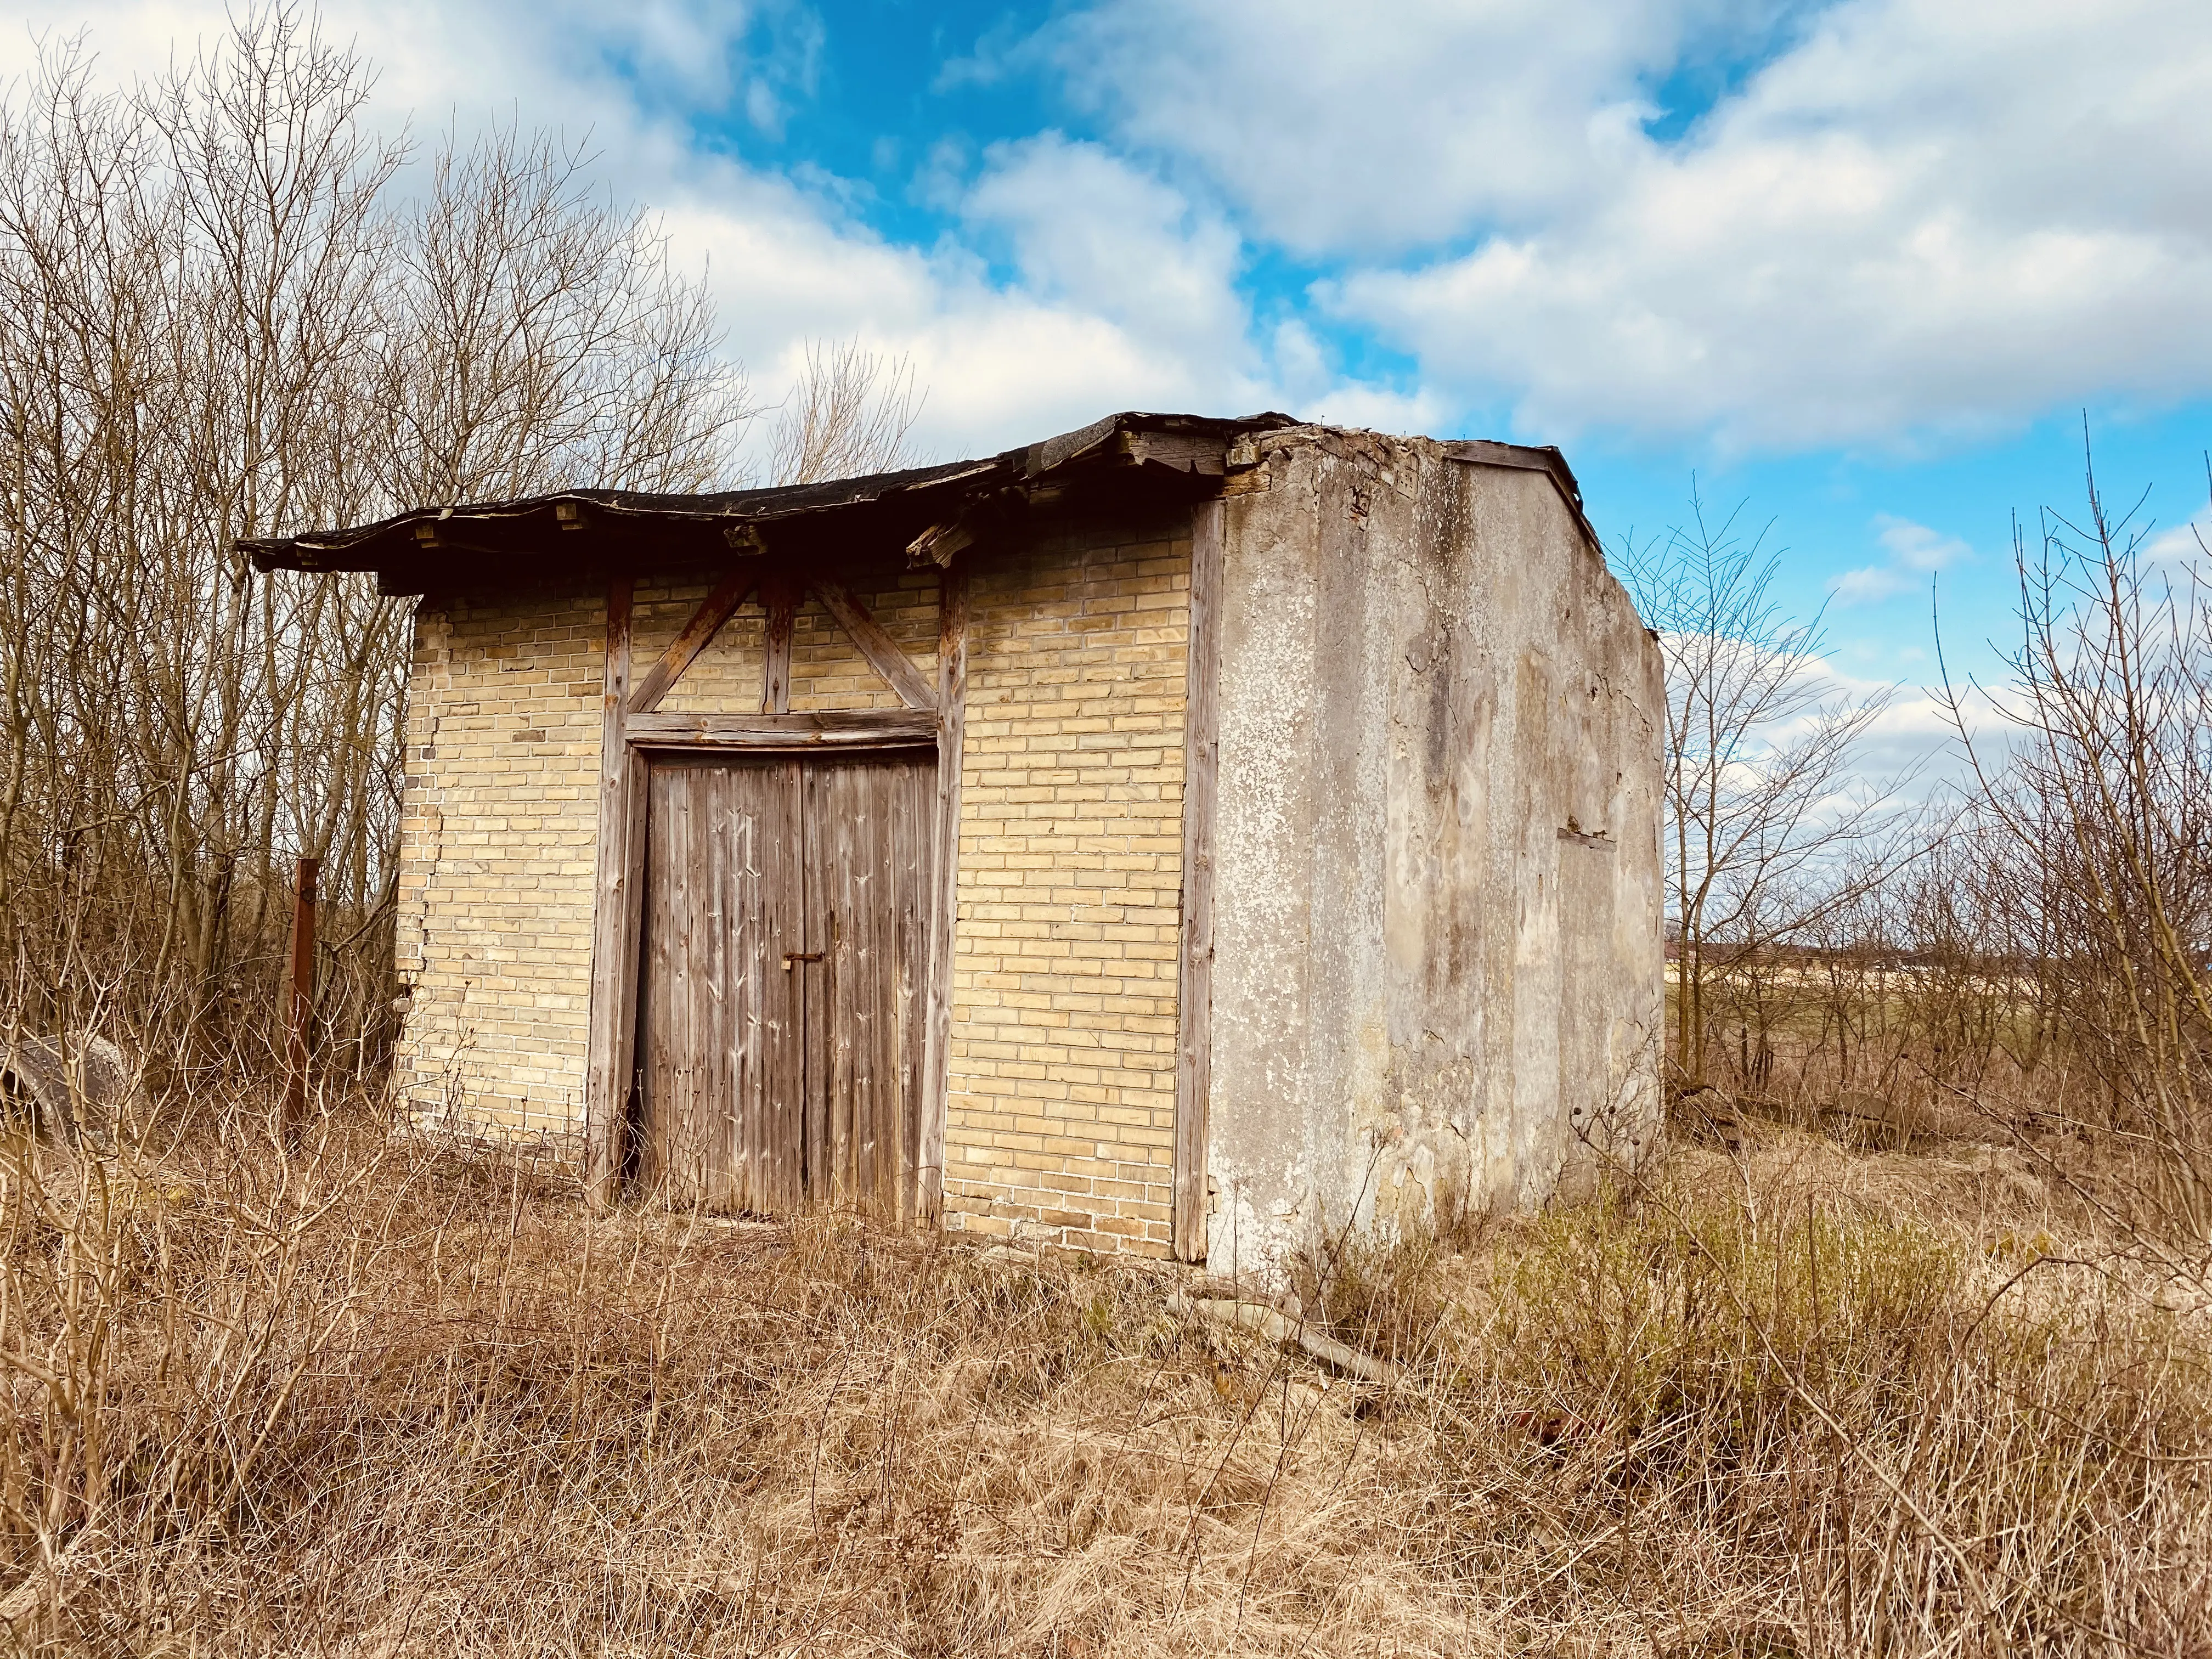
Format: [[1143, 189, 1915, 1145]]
[[1204, 427, 1664, 1275]]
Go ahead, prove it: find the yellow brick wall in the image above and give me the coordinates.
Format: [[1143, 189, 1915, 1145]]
[[395, 580, 604, 1139], [395, 521, 1193, 1258], [941, 516, 1192, 1257]]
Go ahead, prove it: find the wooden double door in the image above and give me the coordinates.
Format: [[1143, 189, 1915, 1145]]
[[635, 750, 934, 1216]]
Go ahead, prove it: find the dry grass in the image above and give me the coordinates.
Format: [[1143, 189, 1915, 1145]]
[[3, 1097, 2209, 1656]]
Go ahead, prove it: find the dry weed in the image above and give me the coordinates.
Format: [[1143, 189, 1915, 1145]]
[[2, 1098, 2208, 1656]]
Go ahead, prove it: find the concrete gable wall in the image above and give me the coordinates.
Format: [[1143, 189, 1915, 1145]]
[[1205, 428, 1664, 1274]]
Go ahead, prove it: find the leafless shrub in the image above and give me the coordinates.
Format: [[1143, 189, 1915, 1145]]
[[1621, 442, 2212, 1286], [383, 120, 753, 505], [3, 1086, 2205, 1654], [1938, 444, 2212, 1265]]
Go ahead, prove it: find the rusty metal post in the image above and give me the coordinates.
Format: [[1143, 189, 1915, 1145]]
[[283, 857, 319, 1144]]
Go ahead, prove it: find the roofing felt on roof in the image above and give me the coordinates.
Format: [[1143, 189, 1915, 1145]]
[[246, 454, 1001, 564], [239, 409, 1596, 589], [241, 411, 1296, 575]]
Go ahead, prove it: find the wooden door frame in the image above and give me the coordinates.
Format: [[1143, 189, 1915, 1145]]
[[584, 562, 967, 1217]]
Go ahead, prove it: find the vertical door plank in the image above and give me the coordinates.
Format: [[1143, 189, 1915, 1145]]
[[800, 765, 831, 1204], [727, 768, 761, 1211], [701, 767, 732, 1208], [836, 765, 862, 1212], [733, 763, 766, 1210], [748, 760, 787, 1213], [768, 759, 806, 1212], [1173, 501, 1223, 1261], [806, 761, 859, 1209], [849, 769, 876, 1206], [800, 752, 934, 1217], [895, 757, 933, 1223], [585, 575, 639, 1209], [879, 761, 908, 1219], [918, 567, 968, 1221], [637, 756, 803, 1214], [637, 761, 667, 1191], [669, 766, 702, 1201], [639, 762, 681, 1193], [618, 755, 649, 1169]]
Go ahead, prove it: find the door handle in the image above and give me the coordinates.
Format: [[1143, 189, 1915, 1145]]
[[782, 951, 825, 971]]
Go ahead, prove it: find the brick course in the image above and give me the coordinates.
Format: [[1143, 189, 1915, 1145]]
[[395, 579, 602, 1139], [942, 515, 1190, 1256], [394, 514, 1192, 1255]]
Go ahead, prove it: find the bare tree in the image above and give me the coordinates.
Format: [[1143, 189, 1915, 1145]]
[[764, 336, 923, 485], [1614, 492, 1914, 1091], [381, 122, 753, 505], [0, 8, 881, 1082]]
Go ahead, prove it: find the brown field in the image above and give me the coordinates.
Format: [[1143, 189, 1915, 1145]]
[[4, 1091, 2208, 1658]]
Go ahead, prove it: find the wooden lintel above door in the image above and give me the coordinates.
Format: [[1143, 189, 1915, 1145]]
[[627, 709, 937, 751]]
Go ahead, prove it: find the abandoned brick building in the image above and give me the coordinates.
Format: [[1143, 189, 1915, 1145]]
[[247, 413, 1664, 1268]]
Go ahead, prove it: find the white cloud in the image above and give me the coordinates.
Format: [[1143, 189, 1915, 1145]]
[[1051, 0, 2212, 450], [1300, 382, 1451, 437], [1830, 513, 1971, 605], [960, 134, 1250, 372], [662, 138, 1290, 460], [0, 0, 761, 199], [1853, 686, 1973, 798], [1043, 0, 1788, 255], [23, 0, 2200, 466], [662, 127, 1461, 460], [1764, 651, 1976, 799], [2142, 506, 2212, 567]]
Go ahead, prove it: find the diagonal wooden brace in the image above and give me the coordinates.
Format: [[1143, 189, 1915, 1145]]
[[812, 578, 938, 711], [628, 563, 759, 715]]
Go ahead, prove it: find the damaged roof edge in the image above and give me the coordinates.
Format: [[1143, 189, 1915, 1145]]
[[1438, 439, 1604, 557], [241, 456, 1001, 572], [239, 411, 1599, 575], [240, 411, 1295, 574]]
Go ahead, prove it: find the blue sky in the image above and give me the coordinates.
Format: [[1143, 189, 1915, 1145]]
[[13, 0, 2212, 731]]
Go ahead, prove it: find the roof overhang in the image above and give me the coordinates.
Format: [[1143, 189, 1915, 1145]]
[[241, 411, 1297, 595], [239, 410, 1599, 594]]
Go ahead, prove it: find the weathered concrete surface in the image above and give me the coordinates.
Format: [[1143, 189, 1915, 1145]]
[[1205, 428, 1663, 1275]]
